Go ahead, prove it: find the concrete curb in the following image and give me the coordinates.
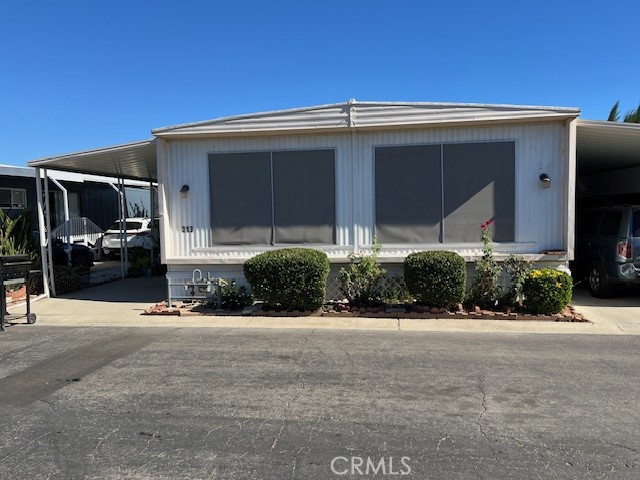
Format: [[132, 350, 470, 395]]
[[28, 312, 629, 335]]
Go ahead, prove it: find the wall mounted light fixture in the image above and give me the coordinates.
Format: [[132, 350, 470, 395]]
[[539, 173, 551, 188], [180, 184, 190, 198]]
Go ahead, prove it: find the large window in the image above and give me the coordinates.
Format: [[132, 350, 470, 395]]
[[375, 141, 515, 243], [375, 145, 442, 243], [209, 149, 335, 245], [0, 188, 26, 209]]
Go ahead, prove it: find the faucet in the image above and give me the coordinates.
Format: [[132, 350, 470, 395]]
[[192, 268, 203, 284]]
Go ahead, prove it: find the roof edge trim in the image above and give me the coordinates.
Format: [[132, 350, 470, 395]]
[[27, 139, 156, 167], [152, 100, 581, 134], [154, 112, 580, 139], [576, 119, 640, 130]]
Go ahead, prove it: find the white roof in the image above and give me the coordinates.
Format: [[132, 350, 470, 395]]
[[0, 164, 151, 186], [152, 100, 581, 138], [28, 139, 157, 182]]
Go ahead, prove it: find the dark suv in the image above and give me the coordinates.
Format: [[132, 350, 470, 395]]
[[574, 206, 640, 297]]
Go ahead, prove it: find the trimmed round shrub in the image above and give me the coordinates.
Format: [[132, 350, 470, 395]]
[[523, 268, 573, 315], [403, 251, 466, 308], [244, 248, 330, 310]]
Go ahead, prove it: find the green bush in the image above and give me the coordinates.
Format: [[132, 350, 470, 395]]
[[220, 280, 253, 310], [127, 246, 151, 277], [338, 238, 386, 306], [0, 207, 37, 257], [523, 269, 573, 315], [501, 254, 534, 308], [53, 265, 80, 294], [403, 251, 466, 308], [244, 248, 330, 310], [469, 221, 502, 309]]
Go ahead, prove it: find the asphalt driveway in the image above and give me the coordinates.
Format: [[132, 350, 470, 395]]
[[1, 327, 639, 479]]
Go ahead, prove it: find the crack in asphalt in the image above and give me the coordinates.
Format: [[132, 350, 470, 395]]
[[270, 331, 312, 452], [607, 442, 640, 454], [474, 375, 497, 479], [224, 419, 250, 448]]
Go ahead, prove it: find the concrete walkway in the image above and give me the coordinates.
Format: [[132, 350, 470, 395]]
[[7, 277, 638, 335], [571, 287, 640, 334]]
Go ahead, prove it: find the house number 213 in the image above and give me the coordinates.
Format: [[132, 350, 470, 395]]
[[181, 226, 194, 233]]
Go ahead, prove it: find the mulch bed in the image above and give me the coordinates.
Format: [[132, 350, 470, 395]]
[[143, 301, 587, 322]]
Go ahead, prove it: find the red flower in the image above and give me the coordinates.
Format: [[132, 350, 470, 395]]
[[486, 220, 493, 226], [481, 224, 487, 230]]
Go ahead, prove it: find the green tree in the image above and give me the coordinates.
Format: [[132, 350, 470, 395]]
[[607, 100, 640, 123], [607, 101, 620, 122], [623, 104, 640, 123]]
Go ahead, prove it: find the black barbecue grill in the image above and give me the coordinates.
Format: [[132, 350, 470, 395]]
[[1, 254, 37, 331]]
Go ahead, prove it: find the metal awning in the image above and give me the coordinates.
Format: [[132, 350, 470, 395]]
[[576, 120, 640, 176], [28, 139, 157, 182], [27, 139, 158, 299]]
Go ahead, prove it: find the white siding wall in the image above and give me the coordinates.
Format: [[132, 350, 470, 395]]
[[160, 122, 568, 264]]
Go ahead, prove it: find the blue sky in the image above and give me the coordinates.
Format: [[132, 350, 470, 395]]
[[1, 0, 638, 166]]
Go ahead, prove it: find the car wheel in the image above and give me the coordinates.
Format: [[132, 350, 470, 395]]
[[588, 262, 613, 298]]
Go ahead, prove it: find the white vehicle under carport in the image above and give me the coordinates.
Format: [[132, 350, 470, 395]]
[[102, 218, 155, 257]]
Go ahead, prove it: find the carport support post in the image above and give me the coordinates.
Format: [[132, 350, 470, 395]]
[[43, 168, 56, 297], [49, 177, 71, 267], [122, 180, 129, 274], [34, 168, 51, 297], [149, 181, 155, 267], [109, 181, 126, 279], [119, 179, 126, 279]]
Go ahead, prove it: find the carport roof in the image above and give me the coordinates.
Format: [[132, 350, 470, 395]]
[[576, 120, 640, 176], [28, 139, 157, 182]]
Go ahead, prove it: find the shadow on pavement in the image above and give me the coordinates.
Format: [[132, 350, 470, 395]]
[[59, 276, 166, 304]]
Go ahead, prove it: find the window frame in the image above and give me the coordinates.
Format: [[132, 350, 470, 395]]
[[0, 187, 27, 210]]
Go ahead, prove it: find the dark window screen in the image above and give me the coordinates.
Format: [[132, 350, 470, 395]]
[[443, 142, 515, 242], [599, 211, 622, 237], [374, 145, 442, 243], [0, 189, 11, 207], [209, 152, 272, 245], [272, 150, 335, 244]]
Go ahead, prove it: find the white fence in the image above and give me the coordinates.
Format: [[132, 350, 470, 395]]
[[51, 217, 104, 248]]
